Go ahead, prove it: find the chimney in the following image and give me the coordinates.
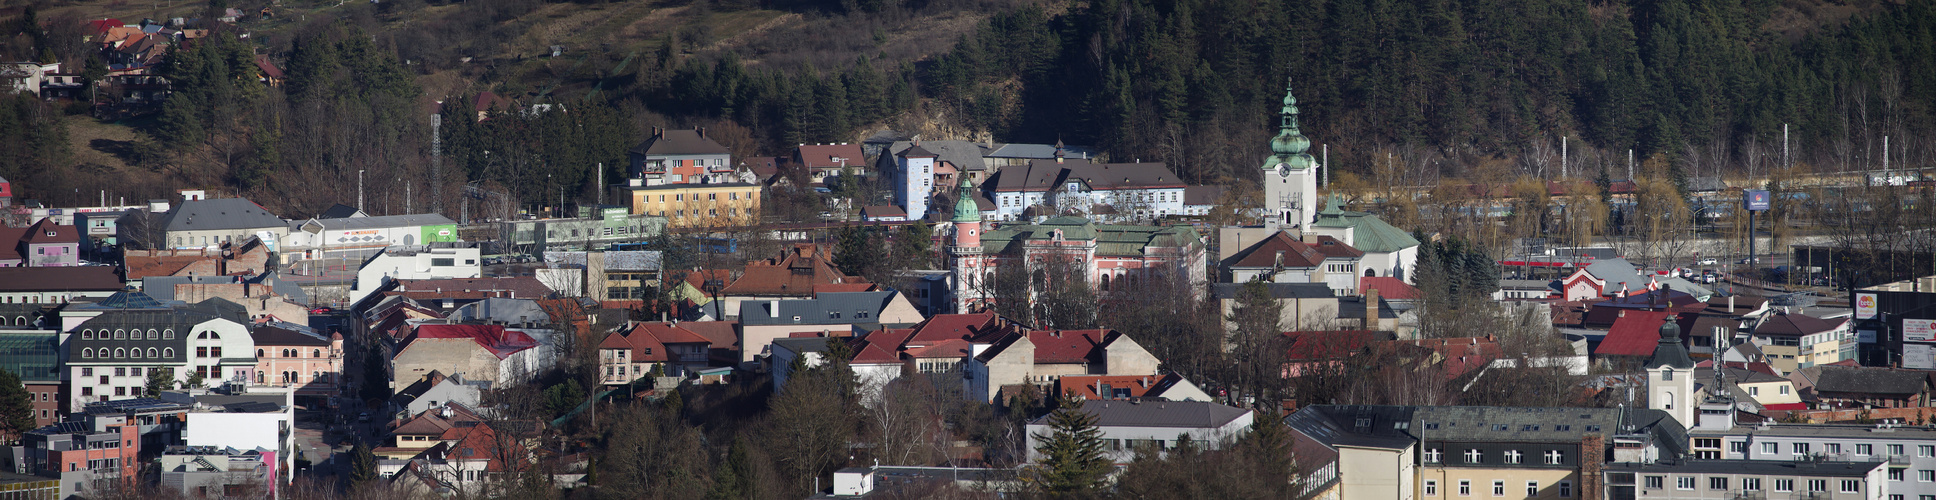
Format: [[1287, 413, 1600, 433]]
[[1365, 289, 1380, 329], [770, 300, 780, 318], [1729, 295, 1736, 313], [1302, 232, 1318, 245]]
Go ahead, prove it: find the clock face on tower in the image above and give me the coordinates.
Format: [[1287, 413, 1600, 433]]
[[1275, 163, 1289, 178]]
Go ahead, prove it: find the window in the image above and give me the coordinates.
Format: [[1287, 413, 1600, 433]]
[[1423, 449, 1442, 463], [1558, 481, 1571, 498], [163, 329, 173, 339], [1921, 470, 1933, 482], [1807, 479, 1827, 492], [163, 348, 173, 358], [1826, 443, 1842, 454], [1503, 450, 1522, 464], [1543, 450, 1563, 464], [1892, 444, 1906, 456], [81, 368, 91, 376], [1792, 442, 1810, 456], [1662, 368, 1673, 380], [1741, 478, 1760, 491], [1761, 442, 1777, 454], [1491, 480, 1504, 496], [1710, 477, 1728, 490], [1676, 477, 1694, 490], [81, 348, 91, 358], [1859, 444, 1874, 455], [81, 330, 91, 340], [1750, 386, 1759, 396], [1781, 385, 1790, 395], [1893, 469, 1906, 481], [1464, 449, 1482, 463], [1730, 441, 1747, 454], [1459, 480, 1471, 496], [1921, 445, 1933, 457], [1425, 480, 1438, 496], [1526, 481, 1538, 496]]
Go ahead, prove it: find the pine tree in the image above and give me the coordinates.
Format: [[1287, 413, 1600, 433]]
[[0, 368, 34, 436], [1030, 395, 1110, 498], [144, 366, 175, 396], [350, 443, 378, 483], [185, 367, 206, 389]]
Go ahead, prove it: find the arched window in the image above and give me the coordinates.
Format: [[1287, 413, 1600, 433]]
[[255, 372, 264, 384], [256, 349, 264, 358], [147, 329, 158, 339], [1099, 274, 1111, 291], [114, 329, 125, 340], [163, 329, 174, 340], [1366, 269, 1376, 277], [113, 348, 125, 358], [1662, 391, 1675, 410], [163, 348, 174, 358], [12, 316, 22, 326], [313, 349, 321, 358], [81, 348, 91, 358], [147, 348, 157, 358], [82, 330, 92, 340], [130, 349, 141, 359]]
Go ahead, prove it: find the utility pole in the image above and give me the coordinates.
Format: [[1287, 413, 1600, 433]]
[[358, 169, 365, 212], [405, 184, 411, 213], [597, 163, 604, 206], [1627, 149, 1634, 181], [1783, 123, 1790, 169], [1561, 136, 1568, 179], [1322, 144, 1328, 188]]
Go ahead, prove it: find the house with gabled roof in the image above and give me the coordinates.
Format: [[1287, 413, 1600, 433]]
[[376, 401, 486, 460], [596, 321, 712, 385], [1749, 310, 1851, 374], [717, 244, 866, 318], [793, 143, 867, 183], [1024, 400, 1252, 464], [946, 213, 1207, 316], [1303, 195, 1421, 282], [157, 197, 288, 251], [963, 328, 1161, 404], [735, 290, 922, 368], [0, 219, 80, 267], [983, 154, 1190, 222], [390, 370, 483, 419], [1054, 373, 1212, 402], [1219, 230, 1363, 293], [390, 324, 550, 390], [627, 127, 733, 185]]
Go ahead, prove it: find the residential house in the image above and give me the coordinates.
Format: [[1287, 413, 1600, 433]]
[[157, 445, 278, 499], [1602, 460, 1885, 500], [1686, 412, 1936, 499], [1053, 374, 1212, 402], [1282, 404, 1419, 500], [12, 418, 141, 497], [735, 291, 923, 368], [0, 219, 81, 267], [1560, 258, 1654, 302], [1751, 310, 1853, 374], [717, 244, 865, 320], [620, 182, 763, 228], [157, 195, 288, 251], [389, 371, 483, 420], [252, 55, 282, 87], [793, 143, 867, 183], [981, 142, 1098, 178], [540, 251, 661, 302], [376, 402, 487, 460], [1414, 406, 1679, 500], [1023, 400, 1252, 464], [1792, 365, 1934, 409], [169, 391, 296, 486], [1211, 282, 1339, 331], [596, 321, 712, 385], [64, 293, 257, 413], [389, 323, 551, 390], [1700, 363, 1803, 411], [626, 128, 734, 185], [963, 328, 1162, 404], [876, 140, 990, 188], [1495, 279, 1557, 300], [0, 267, 125, 305], [348, 243, 484, 307], [385, 276, 553, 314], [1219, 230, 1363, 293], [249, 321, 343, 402]]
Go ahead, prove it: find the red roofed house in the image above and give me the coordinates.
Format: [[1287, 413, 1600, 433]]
[[1220, 231, 1364, 293], [375, 401, 487, 460], [253, 55, 284, 87], [390, 324, 550, 390], [0, 219, 82, 267], [596, 321, 712, 387], [1055, 373, 1212, 402], [1387, 335, 1503, 379], [1595, 310, 1678, 363], [792, 143, 867, 184], [718, 244, 866, 318], [964, 328, 1161, 404]]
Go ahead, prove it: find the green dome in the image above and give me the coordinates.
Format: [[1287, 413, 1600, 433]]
[[952, 176, 981, 223], [1267, 78, 1313, 162]]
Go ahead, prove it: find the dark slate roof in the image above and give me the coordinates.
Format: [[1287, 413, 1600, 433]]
[[251, 321, 330, 346], [1041, 400, 1250, 429], [317, 203, 363, 219], [1414, 406, 1620, 443], [1335, 296, 1400, 320], [629, 129, 730, 156], [884, 141, 983, 171], [771, 336, 839, 356], [990, 158, 1185, 193], [1606, 459, 1884, 477], [1752, 311, 1846, 336], [1622, 408, 1688, 458], [161, 198, 286, 232], [1210, 282, 1334, 300], [1284, 405, 1419, 450], [0, 267, 125, 292], [1812, 366, 1930, 396], [739, 291, 903, 326]]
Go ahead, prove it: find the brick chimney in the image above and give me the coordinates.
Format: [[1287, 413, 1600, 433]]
[[1580, 434, 1605, 500], [1364, 289, 1380, 329]]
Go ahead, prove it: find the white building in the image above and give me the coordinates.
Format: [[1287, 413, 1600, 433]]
[[168, 390, 297, 485], [1259, 80, 1322, 231], [887, 143, 939, 221], [984, 154, 1188, 222], [348, 244, 483, 307], [65, 294, 258, 414], [1024, 400, 1252, 464]]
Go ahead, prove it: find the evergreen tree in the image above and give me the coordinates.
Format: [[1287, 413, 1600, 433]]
[[185, 368, 206, 389], [0, 368, 34, 436], [1030, 395, 1109, 498], [144, 366, 175, 396], [350, 443, 378, 484]]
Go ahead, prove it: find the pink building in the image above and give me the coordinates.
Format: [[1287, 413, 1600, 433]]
[[0, 219, 81, 267], [250, 321, 344, 403]]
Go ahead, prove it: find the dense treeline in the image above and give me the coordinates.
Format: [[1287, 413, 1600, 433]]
[[641, 52, 919, 152], [910, 0, 1936, 186]]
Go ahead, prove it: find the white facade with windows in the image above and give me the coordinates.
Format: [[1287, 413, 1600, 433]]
[[348, 244, 483, 306]]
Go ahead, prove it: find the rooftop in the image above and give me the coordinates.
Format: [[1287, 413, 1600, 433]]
[[1036, 400, 1250, 429], [1605, 459, 1883, 477]]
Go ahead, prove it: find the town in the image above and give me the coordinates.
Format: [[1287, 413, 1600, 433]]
[[4, 1, 1936, 500]]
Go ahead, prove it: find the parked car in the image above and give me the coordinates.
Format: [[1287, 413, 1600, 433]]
[[1697, 258, 1718, 265]]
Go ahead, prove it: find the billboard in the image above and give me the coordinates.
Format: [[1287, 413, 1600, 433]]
[[1905, 319, 1936, 342], [1744, 190, 1771, 211], [1856, 293, 1879, 319], [1907, 344, 1936, 370]]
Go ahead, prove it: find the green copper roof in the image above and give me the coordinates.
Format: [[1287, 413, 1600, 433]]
[[952, 176, 982, 223], [978, 219, 1202, 257], [1264, 78, 1317, 171], [1310, 194, 1420, 253]]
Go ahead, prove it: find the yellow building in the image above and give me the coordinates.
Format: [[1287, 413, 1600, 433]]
[[1749, 310, 1852, 374], [621, 182, 763, 228]]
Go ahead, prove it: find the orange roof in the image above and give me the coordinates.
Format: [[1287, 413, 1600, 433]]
[[597, 322, 712, 362], [1224, 231, 1327, 268], [904, 313, 1002, 344], [722, 244, 860, 296], [1387, 336, 1501, 378], [1359, 277, 1421, 300], [1029, 330, 1110, 364], [1056, 374, 1187, 400], [850, 341, 901, 365]]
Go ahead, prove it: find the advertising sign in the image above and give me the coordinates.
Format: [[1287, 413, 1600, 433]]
[[1905, 319, 1936, 342], [1745, 190, 1771, 211], [1856, 293, 1879, 319], [1858, 328, 1877, 343], [1907, 344, 1936, 370]]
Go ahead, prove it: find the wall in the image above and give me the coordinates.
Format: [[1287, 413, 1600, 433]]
[[166, 227, 289, 251], [626, 184, 763, 228], [391, 339, 500, 389], [1103, 336, 1160, 376], [1419, 467, 1577, 500], [1023, 410, 1253, 464], [350, 246, 482, 306], [185, 410, 293, 484], [971, 338, 1035, 404], [1338, 445, 1413, 500]]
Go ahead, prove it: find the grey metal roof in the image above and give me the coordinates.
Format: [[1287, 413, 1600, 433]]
[[317, 204, 364, 219], [984, 143, 1098, 160], [1040, 400, 1249, 429], [1605, 459, 1883, 477], [294, 213, 455, 231], [1582, 258, 1648, 292], [884, 141, 986, 171], [1812, 366, 1929, 395], [1210, 282, 1334, 300], [162, 198, 286, 232], [1414, 406, 1621, 443], [771, 337, 839, 355], [605, 251, 661, 271], [740, 291, 901, 326], [1285, 405, 1420, 450]]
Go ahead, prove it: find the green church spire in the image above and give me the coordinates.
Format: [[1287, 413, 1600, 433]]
[[952, 176, 981, 223], [1265, 78, 1317, 171]]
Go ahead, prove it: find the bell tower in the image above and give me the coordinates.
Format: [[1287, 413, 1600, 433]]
[[1646, 315, 1697, 427], [948, 176, 985, 314], [1262, 78, 1320, 231]]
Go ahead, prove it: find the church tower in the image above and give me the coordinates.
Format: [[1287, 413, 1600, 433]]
[[1262, 79, 1320, 231], [1646, 315, 1697, 427], [948, 176, 985, 314]]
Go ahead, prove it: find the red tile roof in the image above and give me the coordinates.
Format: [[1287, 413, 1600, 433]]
[[1596, 310, 1676, 357], [905, 339, 973, 359], [598, 322, 712, 362], [1283, 330, 1379, 361], [1389, 336, 1501, 378], [1056, 374, 1190, 400], [1224, 231, 1327, 268], [721, 244, 860, 296], [1309, 235, 1364, 258], [1029, 330, 1110, 364], [677, 321, 738, 350], [1359, 277, 1421, 300], [850, 341, 901, 365], [794, 143, 867, 170], [408, 324, 540, 360], [905, 313, 1003, 344]]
